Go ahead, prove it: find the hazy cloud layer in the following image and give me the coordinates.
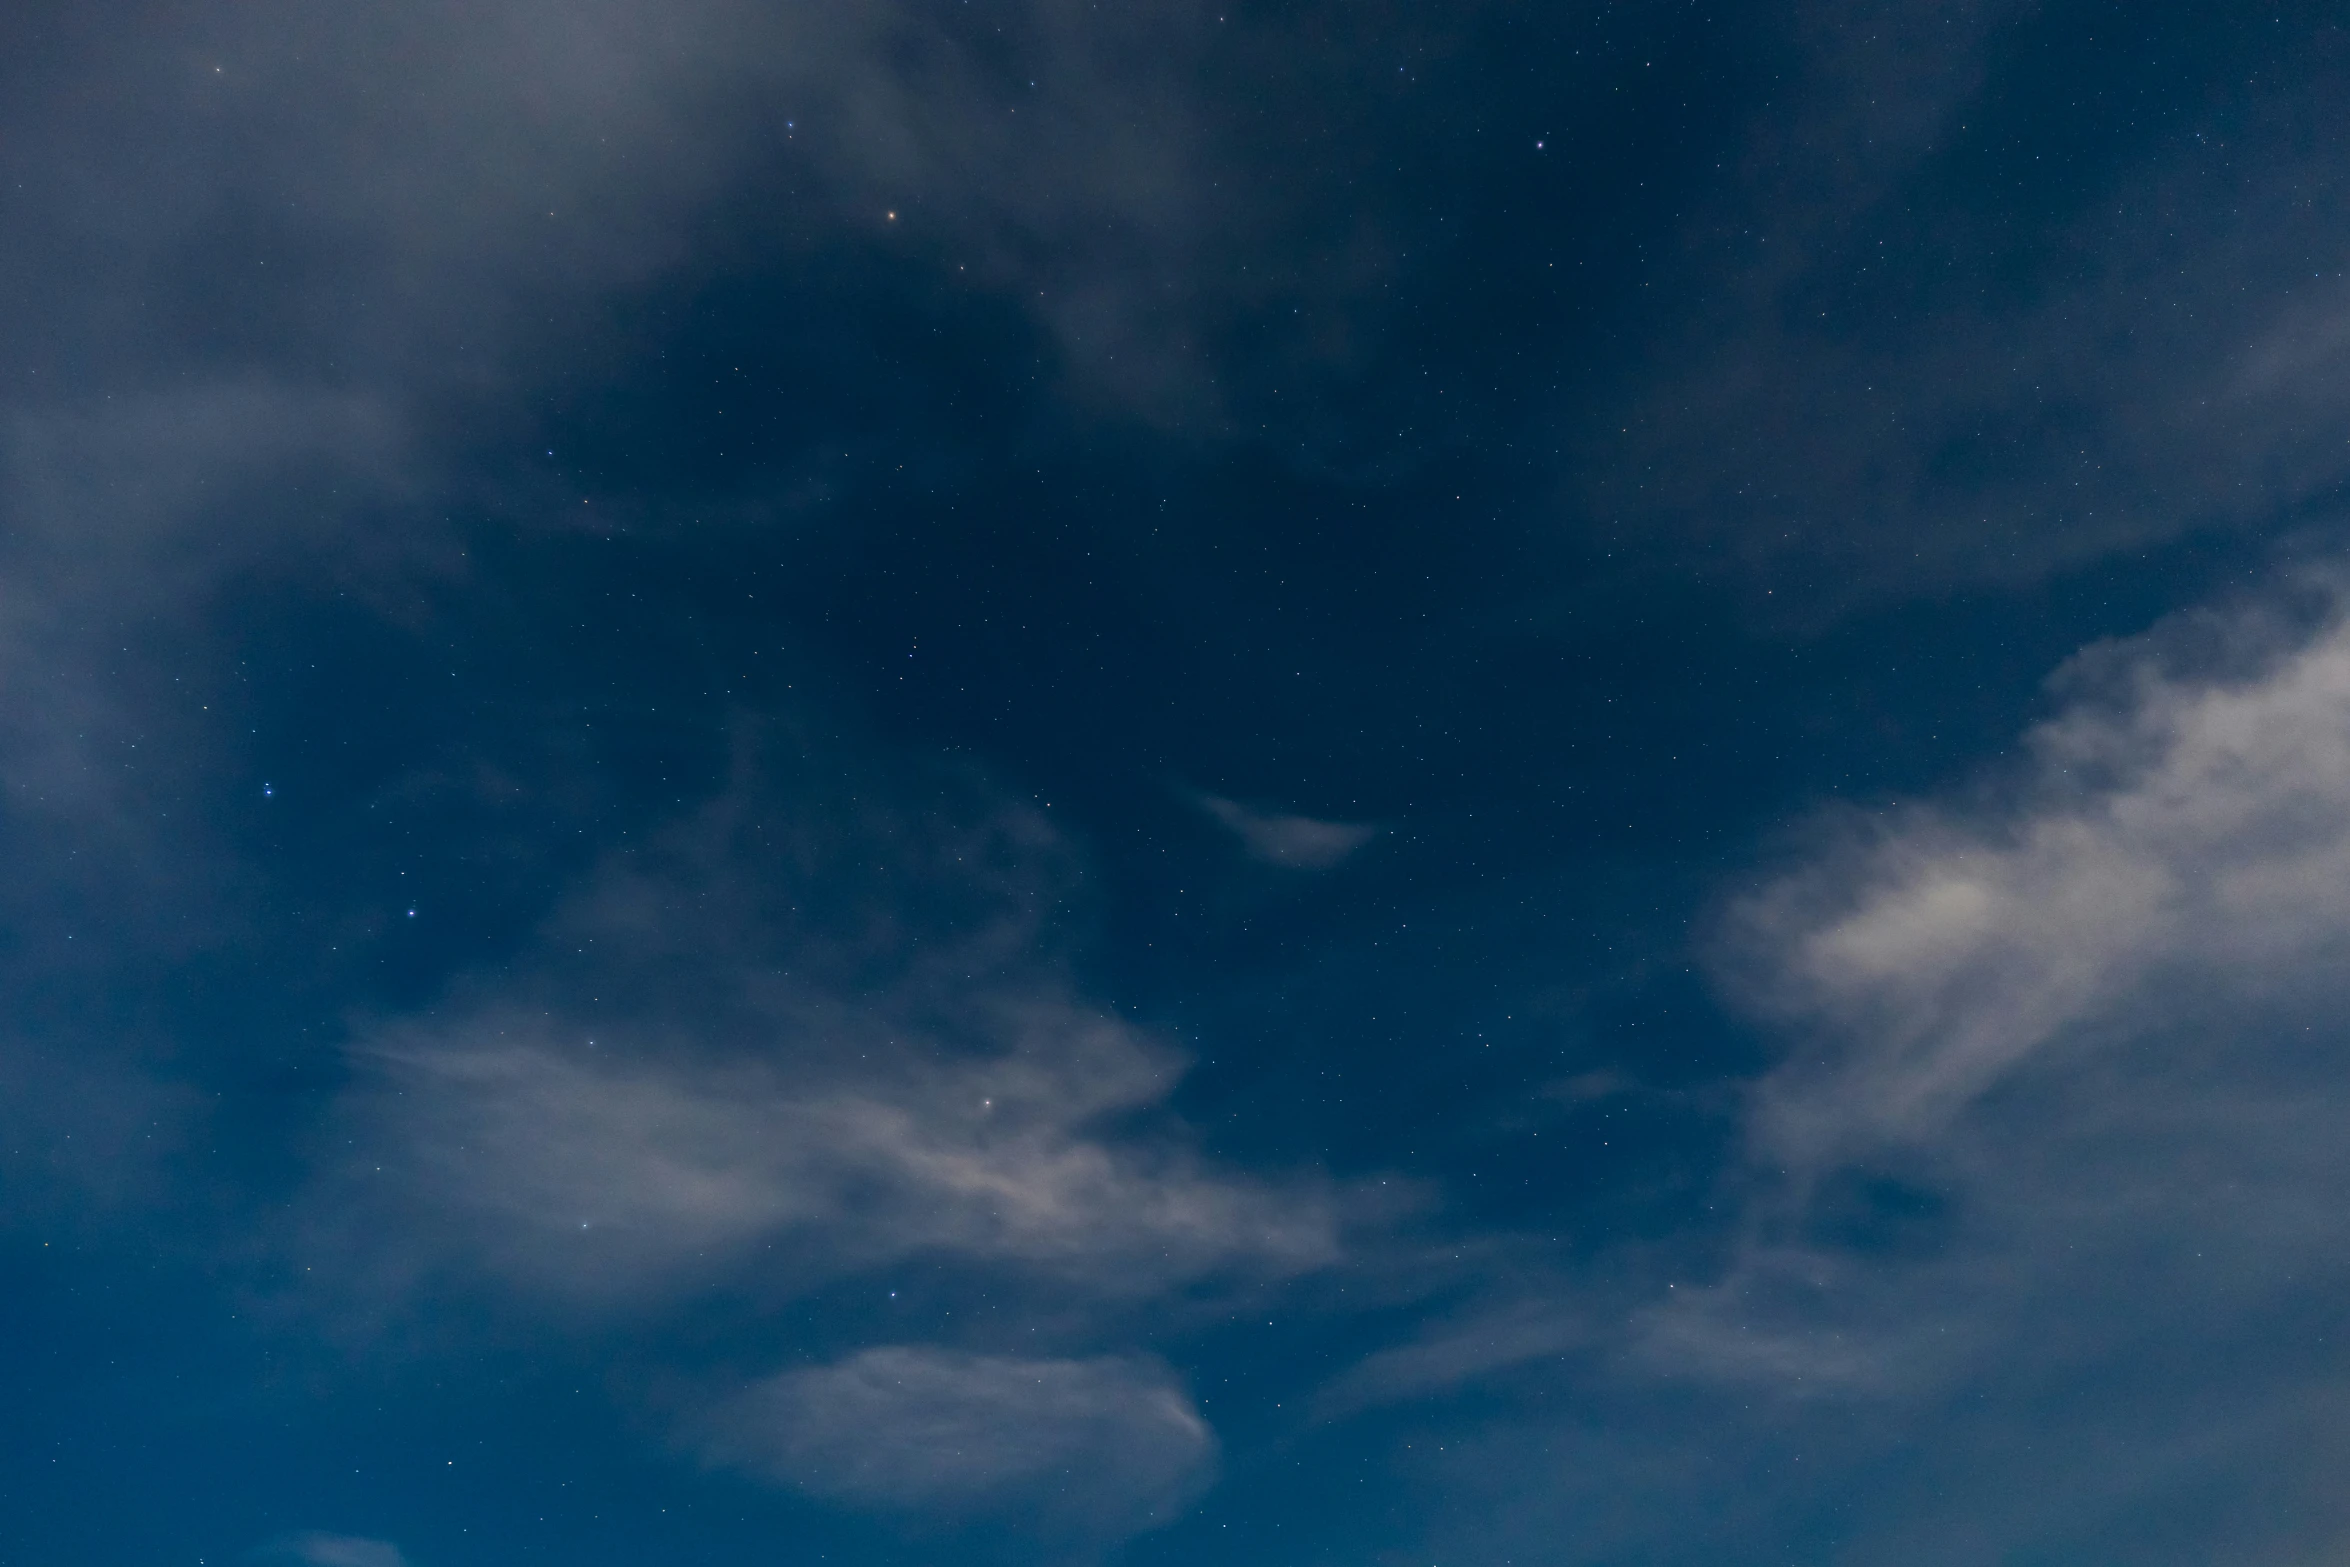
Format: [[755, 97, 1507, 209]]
[[698, 1347, 1215, 1536], [1586, 4, 2350, 600], [1, 0, 1494, 461]]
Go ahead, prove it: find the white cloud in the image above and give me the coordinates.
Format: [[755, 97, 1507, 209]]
[[696, 1346, 1215, 1537], [1728, 589, 2350, 1166], [1591, 584, 2350, 1553], [1197, 793, 1377, 869]]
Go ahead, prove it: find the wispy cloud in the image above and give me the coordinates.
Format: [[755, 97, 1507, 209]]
[[311, 744, 1365, 1300], [349, 996, 1343, 1305], [1312, 1298, 1587, 1421], [1195, 793, 1377, 870]]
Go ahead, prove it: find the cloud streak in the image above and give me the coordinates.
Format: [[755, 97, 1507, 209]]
[[1196, 793, 1377, 870], [352, 995, 1343, 1305]]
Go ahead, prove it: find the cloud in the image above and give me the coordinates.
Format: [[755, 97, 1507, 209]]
[[1320, 582, 2350, 1565], [0, 0, 1462, 448], [0, 383, 416, 809], [1727, 583, 2350, 1165], [268, 1535, 408, 1567], [351, 997, 1342, 1304], [0, 379, 429, 1233], [315, 748, 1356, 1310], [697, 1346, 1215, 1538], [1597, 580, 2350, 1552], [1311, 1297, 1587, 1421], [1196, 793, 1377, 870]]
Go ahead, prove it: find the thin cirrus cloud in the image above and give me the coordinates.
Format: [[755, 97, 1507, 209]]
[[268, 1535, 409, 1567], [695, 1346, 1216, 1537], [347, 1001, 1344, 1306], [1196, 792, 1378, 870], [314, 750, 1365, 1313], [1310, 1297, 1589, 1423]]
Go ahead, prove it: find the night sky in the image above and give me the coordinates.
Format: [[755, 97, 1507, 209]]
[[7, 3, 2350, 1564]]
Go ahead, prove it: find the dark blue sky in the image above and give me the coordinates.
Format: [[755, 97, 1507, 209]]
[[7, 3, 2350, 1564]]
